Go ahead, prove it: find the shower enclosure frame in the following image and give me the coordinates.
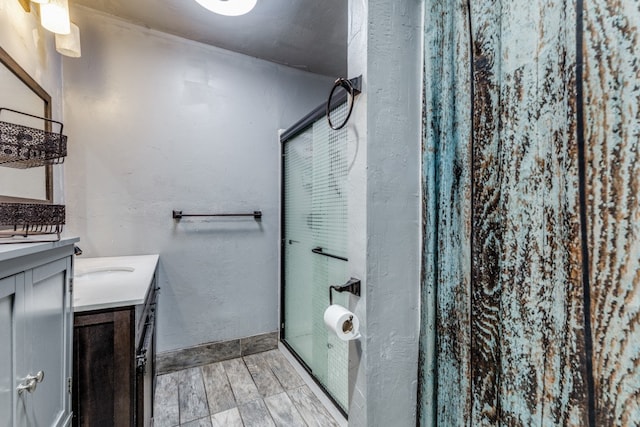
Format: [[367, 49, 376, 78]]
[[279, 79, 359, 419]]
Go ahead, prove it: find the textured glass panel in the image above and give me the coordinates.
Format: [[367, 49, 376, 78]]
[[283, 103, 349, 412], [284, 127, 315, 363]]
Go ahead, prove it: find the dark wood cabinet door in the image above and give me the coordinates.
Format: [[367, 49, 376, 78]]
[[73, 309, 134, 427]]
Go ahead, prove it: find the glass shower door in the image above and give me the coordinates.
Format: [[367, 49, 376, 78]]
[[282, 103, 350, 414]]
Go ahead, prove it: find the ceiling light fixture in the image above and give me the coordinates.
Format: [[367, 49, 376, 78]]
[[55, 22, 81, 57], [193, 0, 257, 17], [40, 0, 71, 34]]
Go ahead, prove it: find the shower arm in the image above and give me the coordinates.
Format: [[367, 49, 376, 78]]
[[329, 277, 361, 305]]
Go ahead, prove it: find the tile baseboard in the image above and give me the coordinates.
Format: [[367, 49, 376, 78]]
[[157, 331, 279, 374]]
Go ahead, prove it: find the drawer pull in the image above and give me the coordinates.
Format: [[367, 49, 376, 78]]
[[17, 371, 44, 395], [17, 378, 37, 394], [137, 311, 155, 373]]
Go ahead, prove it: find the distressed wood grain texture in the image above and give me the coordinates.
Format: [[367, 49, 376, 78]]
[[468, 0, 504, 424], [495, 0, 589, 425], [177, 367, 210, 424], [222, 358, 262, 405], [419, 0, 473, 425], [264, 392, 306, 427], [211, 407, 244, 427], [201, 362, 237, 414], [262, 349, 305, 390], [421, 0, 596, 425], [583, 0, 640, 425], [181, 417, 213, 427], [470, 0, 503, 425], [244, 352, 285, 398], [287, 386, 340, 427], [469, 0, 590, 423], [154, 373, 180, 427], [238, 399, 276, 427]]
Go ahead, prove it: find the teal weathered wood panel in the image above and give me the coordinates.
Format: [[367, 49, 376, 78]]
[[468, 1, 503, 424], [468, 0, 590, 424], [420, 0, 611, 425], [583, 0, 640, 424], [494, 0, 590, 425], [419, 0, 473, 425], [420, 0, 640, 424]]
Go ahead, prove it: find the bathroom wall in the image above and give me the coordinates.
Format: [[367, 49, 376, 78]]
[[0, 0, 65, 203], [345, 0, 368, 424], [346, 0, 423, 426], [62, 6, 334, 352]]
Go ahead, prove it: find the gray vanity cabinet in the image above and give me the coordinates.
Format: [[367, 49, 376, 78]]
[[0, 241, 76, 427], [0, 273, 20, 422]]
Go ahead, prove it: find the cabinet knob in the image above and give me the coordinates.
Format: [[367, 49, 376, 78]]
[[17, 378, 37, 395], [16, 371, 44, 395], [28, 371, 45, 383]]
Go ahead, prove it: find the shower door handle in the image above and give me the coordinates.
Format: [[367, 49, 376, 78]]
[[311, 247, 348, 262]]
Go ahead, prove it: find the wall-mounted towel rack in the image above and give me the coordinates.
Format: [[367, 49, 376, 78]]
[[172, 210, 262, 220]]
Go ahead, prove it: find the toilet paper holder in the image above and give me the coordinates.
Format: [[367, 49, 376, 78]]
[[329, 278, 361, 305]]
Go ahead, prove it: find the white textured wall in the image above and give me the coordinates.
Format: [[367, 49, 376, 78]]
[[346, 0, 368, 424], [0, 0, 64, 203], [62, 7, 333, 352], [347, 0, 423, 425]]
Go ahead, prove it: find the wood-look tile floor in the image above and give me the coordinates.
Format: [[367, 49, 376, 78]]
[[153, 349, 341, 427]]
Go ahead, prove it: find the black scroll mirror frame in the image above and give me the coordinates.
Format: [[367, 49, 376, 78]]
[[0, 45, 53, 204]]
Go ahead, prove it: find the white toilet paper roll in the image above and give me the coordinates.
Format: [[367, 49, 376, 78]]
[[323, 304, 361, 341]]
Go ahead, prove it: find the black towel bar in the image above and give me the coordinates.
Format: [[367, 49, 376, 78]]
[[172, 210, 262, 220]]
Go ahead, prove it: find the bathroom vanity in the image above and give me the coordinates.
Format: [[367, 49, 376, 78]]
[[72, 255, 159, 427], [0, 238, 77, 427]]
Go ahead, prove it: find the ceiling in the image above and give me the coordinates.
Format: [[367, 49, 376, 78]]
[[71, 0, 347, 77]]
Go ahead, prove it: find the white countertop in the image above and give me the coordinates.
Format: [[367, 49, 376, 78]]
[[73, 254, 159, 313], [0, 237, 79, 263]]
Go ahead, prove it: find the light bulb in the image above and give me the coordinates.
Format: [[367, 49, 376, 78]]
[[40, 0, 71, 35], [193, 0, 257, 16]]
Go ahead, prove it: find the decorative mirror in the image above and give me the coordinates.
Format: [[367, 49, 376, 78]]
[[0, 46, 53, 203]]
